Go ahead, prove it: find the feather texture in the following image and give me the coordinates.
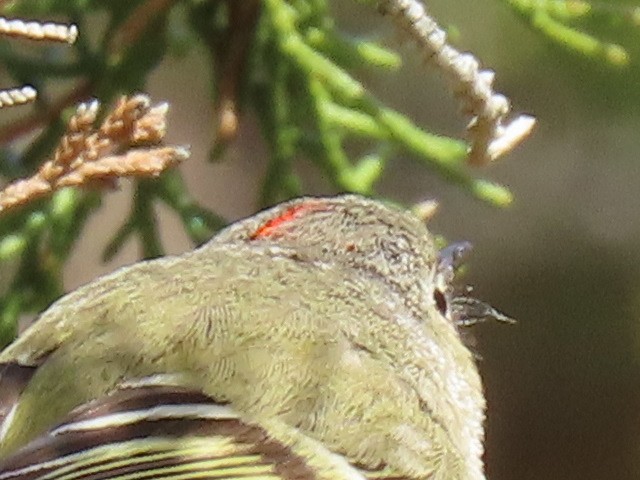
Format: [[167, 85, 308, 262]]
[[0, 384, 370, 480], [0, 195, 487, 479]]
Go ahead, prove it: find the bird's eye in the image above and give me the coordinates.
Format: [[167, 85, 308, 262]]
[[433, 288, 448, 317]]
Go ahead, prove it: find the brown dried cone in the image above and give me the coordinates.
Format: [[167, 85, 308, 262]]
[[0, 95, 189, 213], [0, 195, 492, 479]]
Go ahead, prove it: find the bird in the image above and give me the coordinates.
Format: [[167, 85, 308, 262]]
[[0, 194, 488, 479]]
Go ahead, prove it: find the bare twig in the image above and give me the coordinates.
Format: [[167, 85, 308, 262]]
[[108, 0, 178, 54], [211, 0, 261, 147], [0, 81, 92, 143], [0, 16, 78, 111], [379, 0, 536, 165], [0, 17, 77, 43], [0, 85, 36, 108]]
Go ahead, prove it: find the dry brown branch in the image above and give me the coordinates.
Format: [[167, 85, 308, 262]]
[[211, 0, 261, 147], [54, 147, 189, 186], [379, 0, 536, 165], [0, 95, 189, 213], [0, 85, 36, 108], [0, 17, 78, 111], [0, 17, 77, 43], [0, 81, 92, 143], [108, 0, 178, 54]]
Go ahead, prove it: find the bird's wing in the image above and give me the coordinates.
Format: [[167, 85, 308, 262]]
[[0, 352, 52, 447], [0, 383, 371, 480]]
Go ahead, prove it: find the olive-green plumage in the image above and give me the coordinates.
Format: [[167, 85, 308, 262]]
[[0, 195, 485, 479]]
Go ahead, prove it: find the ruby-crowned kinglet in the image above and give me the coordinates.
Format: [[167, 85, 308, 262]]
[[0, 195, 489, 479]]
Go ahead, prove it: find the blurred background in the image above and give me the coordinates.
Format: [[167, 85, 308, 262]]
[[7, 1, 640, 478]]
